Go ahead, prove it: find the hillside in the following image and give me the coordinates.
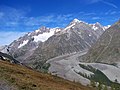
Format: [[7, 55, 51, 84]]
[[84, 20, 120, 64], [0, 60, 94, 90]]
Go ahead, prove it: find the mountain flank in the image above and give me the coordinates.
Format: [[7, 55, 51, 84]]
[[84, 20, 120, 64], [0, 60, 95, 90]]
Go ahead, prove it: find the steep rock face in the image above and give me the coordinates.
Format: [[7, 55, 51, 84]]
[[84, 20, 120, 64], [0, 45, 8, 53]]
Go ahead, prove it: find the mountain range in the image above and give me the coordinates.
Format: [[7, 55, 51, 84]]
[[1, 19, 120, 89], [1, 19, 109, 68]]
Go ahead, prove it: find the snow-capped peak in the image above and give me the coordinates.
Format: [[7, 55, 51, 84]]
[[92, 25, 98, 31], [70, 18, 84, 24], [64, 19, 82, 31], [35, 29, 40, 33], [103, 25, 111, 31], [95, 22, 101, 25], [107, 25, 111, 28], [89, 22, 103, 31], [72, 18, 81, 23], [91, 24, 99, 31]]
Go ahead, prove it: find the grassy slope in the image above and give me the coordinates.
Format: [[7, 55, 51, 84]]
[[0, 60, 94, 90]]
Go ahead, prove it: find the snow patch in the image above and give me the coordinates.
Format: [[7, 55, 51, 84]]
[[54, 28, 61, 33], [103, 25, 111, 31], [27, 33, 31, 36], [72, 18, 81, 23], [92, 25, 98, 30], [64, 23, 76, 30], [35, 29, 40, 33], [64, 19, 84, 31], [33, 29, 55, 42], [89, 34, 92, 36], [18, 40, 29, 48]]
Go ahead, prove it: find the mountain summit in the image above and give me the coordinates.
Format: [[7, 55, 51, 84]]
[[69, 18, 84, 25]]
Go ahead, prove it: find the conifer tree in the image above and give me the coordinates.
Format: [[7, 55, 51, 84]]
[[98, 82, 102, 90], [90, 80, 96, 87], [103, 85, 107, 90]]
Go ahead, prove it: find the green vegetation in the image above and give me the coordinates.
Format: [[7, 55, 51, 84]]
[[33, 61, 50, 73], [103, 84, 108, 90], [78, 64, 120, 90], [79, 64, 111, 85]]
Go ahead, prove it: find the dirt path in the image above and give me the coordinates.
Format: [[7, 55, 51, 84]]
[[95, 31, 114, 62]]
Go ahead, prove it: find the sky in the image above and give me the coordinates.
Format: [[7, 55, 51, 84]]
[[0, 0, 120, 45]]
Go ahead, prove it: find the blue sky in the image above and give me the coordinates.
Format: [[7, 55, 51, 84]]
[[0, 0, 120, 45]]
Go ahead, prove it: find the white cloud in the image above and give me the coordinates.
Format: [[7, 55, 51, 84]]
[[84, 13, 96, 16], [0, 6, 27, 27], [0, 6, 74, 28], [105, 10, 119, 15], [0, 31, 27, 45], [87, 0, 117, 9], [23, 14, 75, 27], [110, 11, 117, 15], [101, 0, 118, 8], [89, 0, 102, 3], [0, 12, 4, 19], [92, 17, 101, 20]]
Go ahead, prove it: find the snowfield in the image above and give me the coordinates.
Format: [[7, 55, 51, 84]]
[[33, 29, 55, 42], [18, 40, 29, 48]]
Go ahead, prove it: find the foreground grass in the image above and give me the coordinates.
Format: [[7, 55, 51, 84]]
[[0, 60, 94, 90]]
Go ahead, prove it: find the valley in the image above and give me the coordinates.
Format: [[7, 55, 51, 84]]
[[0, 19, 120, 90]]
